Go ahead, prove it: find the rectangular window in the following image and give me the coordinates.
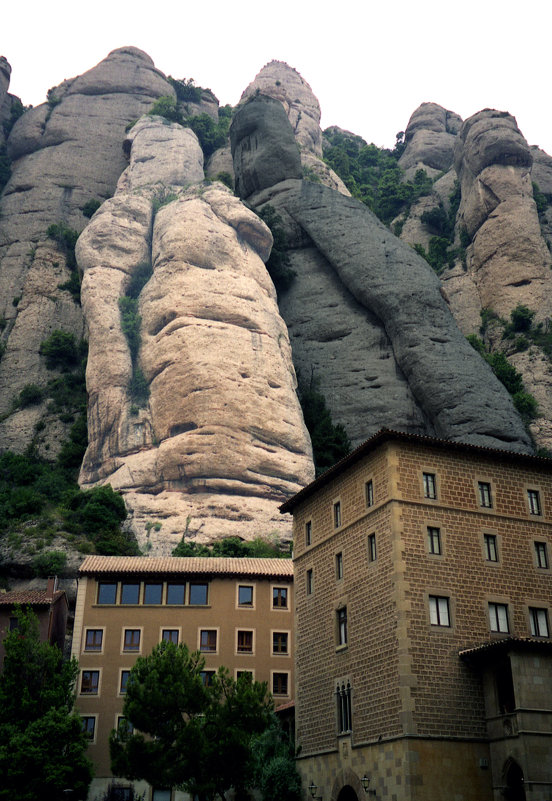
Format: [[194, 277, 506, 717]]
[[272, 632, 288, 654], [528, 489, 541, 515], [121, 583, 140, 605], [189, 583, 208, 605], [152, 791, 171, 801], [9, 617, 18, 631], [166, 583, 186, 604], [238, 585, 254, 607], [237, 630, 253, 653], [200, 670, 215, 686], [365, 480, 374, 507], [535, 541, 549, 569], [272, 672, 288, 696], [429, 596, 450, 627], [337, 607, 347, 646], [84, 629, 103, 652], [162, 629, 179, 644], [336, 680, 352, 733], [200, 630, 217, 652], [335, 552, 343, 580], [117, 716, 134, 736], [97, 582, 117, 604], [143, 583, 163, 604], [81, 716, 96, 740], [333, 501, 342, 528], [305, 520, 312, 546], [120, 670, 130, 694], [423, 472, 437, 499], [273, 587, 288, 608], [529, 607, 549, 637], [109, 787, 133, 801], [368, 533, 377, 562], [123, 629, 141, 652], [306, 569, 313, 596], [484, 534, 498, 562], [489, 602, 509, 633], [427, 526, 441, 555], [478, 481, 492, 508], [81, 670, 100, 695], [237, 670, 253, 680]]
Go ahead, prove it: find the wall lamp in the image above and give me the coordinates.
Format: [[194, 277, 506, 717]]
[[361, 776, 376, 796], [308, 782, 323, 800]]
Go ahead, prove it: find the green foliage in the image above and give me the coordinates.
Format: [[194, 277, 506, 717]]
[[187, 112, 230, 159], [126, 261, 153, 300], [110, 642, 273, 801], [0, 144, 12, 193], [17, 383, 44, 408], [479, 307, 502, 336], [32, 550, 67, 577], [513, 390, 539, 423], [509, 304, 535, 333], [257, 205, 296, 293], [0, 607, 93, 801], [215, 171, 234, 190], [167, 76, 203, 103], [46, 88, 61, 108], [2, 97, 26, 138], [82, 198, 102, 218], [148, 95, 183, 124], [251, 717, 301, 801], [119, 265, 151, 406], [128, 368, 149, 406], [119, 297, 141, 361], [172, 535, 289, 558], [39, 330, 81, 370], [57, 269, 81, 301], [486, 351, 523, 395], [46, 222, 79, 270], [532, 182, 549, 216], [298, 377, 351, 476]]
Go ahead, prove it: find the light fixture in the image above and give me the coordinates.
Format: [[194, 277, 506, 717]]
[[361, 776, 376, 796], [309, 782, 322, 800]]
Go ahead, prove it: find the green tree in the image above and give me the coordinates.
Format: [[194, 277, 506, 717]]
[[110, 642, 273, 801], [299, 378, 351, 476], [251, 716, 301, 801], [0, 607, 93, 800]]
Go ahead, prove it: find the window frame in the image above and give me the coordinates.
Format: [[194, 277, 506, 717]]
[[84, 628, 104, 652], [478, 481, 493, 509], [484, 533, 499, 563], [429, 595, 450, 627], [306, 568, 313, 596], [161, 629, 179, 644], [200, 670, 215, 686], [489, 602, 510, 634], [166, 582, 186, 605], [529, 607, 549, 638], [427, 526, 442, 555], [120, 582, 140, 605], [272, 630, 289, 655], [116, 715, 134, 736], [122, 628, 141, 653], [236, 629, 254, 654], [81, 715, 97, 742], [535, 541, 549, 569], [337, 606, 348, 647], [333, 500, 342, 528], [237, 584, 254, 608], [199, 628, 218, 653], [80, 669, 100, 695], [335, 551, 343, 580], [97, 581, 117, 605], [423, 472, 437, 500], [305, 520, 312, 546], [272, 586, 288, 609], [143, 582, 163, 605], [119, 669, 131, 695], [271, 671, 289, 697], [365, 479, 374, 508], [527, 489, 542, 516], [336, 679, 352, 734], [189, 582, 209, 606]]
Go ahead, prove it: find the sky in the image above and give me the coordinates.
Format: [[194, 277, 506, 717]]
[[3, 0, 551, 156]]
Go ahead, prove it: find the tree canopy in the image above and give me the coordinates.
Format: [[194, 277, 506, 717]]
[[110, 642, 274, 801], [0, 607, 93, 800]]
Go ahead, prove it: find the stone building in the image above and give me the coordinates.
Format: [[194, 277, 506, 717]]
[[281, 429, 552, 801], [0, 576, 68, 662], [72, 555, 294, 801]]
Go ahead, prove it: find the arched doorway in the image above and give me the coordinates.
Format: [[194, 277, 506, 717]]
[[502, 758, 526, 801], [337, 786, 359, 801]]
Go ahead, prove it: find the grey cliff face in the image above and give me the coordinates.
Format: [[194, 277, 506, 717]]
[[231, 95, 533, 454], [399, 102, 463, 178]]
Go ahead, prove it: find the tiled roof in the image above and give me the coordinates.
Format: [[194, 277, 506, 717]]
[[0, 589, 65, 606], [280, 427, 552, 513], [459, 637, 552, 661], [79, 555, 294, 579]]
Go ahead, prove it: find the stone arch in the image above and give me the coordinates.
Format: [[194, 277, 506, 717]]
[[330, 767, 363, 801], [502, 757, 526, 801]]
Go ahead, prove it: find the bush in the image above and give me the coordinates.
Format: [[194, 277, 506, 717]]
[[513, 391, 538, 422], [118, 297, 141, 360], [32, 550, 67, 577], [39, 331, 80, 371], [510, 304, 535, 333], [298, 378, 350, 476], [129, 368, 149, 405], [148, 96, 183, 125], [126, 261, 153, 300], [257, 205, 296, 293], [167, 77, 203, 103], [82, 199, 102, 219], [46, 222, 79, 270], [18, 384, 44, 407]]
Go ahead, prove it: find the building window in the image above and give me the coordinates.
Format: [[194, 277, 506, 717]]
[[9, 617, 18, 631], [273, 587, 288, 608], [478, 481, 492, 508], [365, 480, 374, 507], [190, 583, 208, 605], [305, 520, 312, 546], [200, 630, 217, 652], [306, 569, 313, 596], [81, 670, 100, 695], [535, 541, 549, 569], [272, 632, 288, 654], [237, 630, 253, 653], [484, 534, 498, 562], [335, 552, 343, 580], [427, 526, 441, 555], [97, 582, 117, 604], [144, 583, 163, 604], [429, 595, 450, 627], [272, 672, 288, 695], [368, 533, 377, 562], [120, 670, 130, 694], [423, 472, 437, 499], [200, 670, 215, 686], [162, 629, 179, 644], [529, 607, 549, 637], [336, 680, 352, 733], [108, 786, 134, 801], [166, 583, 186, 605], [528, 489, 541, 515], [337, 607, 347, 646], [489, 602, 509, 633], [237, 670, 253, 680], [238, 585, 254, 607], [333, 501, 342, 528], [81, 716, 96, 740], [152, 791, 171, 801], [120, 583, 140, 605], [123, 629, 141, 652], [84, 629, 103, 652], [117, 716, 134, 736]]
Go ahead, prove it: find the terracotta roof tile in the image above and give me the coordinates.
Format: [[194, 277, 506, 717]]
[[0, 589, 65, 606], [79, 555, 293, 580]]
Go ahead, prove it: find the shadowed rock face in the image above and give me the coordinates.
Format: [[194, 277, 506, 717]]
[[231, 96, 533, 454], [78, 115, 313, 547]]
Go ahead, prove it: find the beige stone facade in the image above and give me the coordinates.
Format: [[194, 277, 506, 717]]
[[282, 430, 552, 801], [72, 556, 294, 800]]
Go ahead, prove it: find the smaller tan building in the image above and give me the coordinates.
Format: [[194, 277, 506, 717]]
[[0, 577, 68, 663], [72, 555, 294, 801]]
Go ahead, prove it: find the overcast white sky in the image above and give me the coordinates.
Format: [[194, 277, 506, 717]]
[[3, 0, 551, 155]]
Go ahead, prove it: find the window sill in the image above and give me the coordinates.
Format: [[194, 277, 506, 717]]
[[335, 644, 348, 653]]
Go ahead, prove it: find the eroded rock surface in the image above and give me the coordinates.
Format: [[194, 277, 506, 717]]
[[399, 102, 463, 179]]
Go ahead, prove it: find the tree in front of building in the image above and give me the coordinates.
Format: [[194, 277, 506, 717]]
[[110, 641, 274, 801], [0, 606, 93, 801]]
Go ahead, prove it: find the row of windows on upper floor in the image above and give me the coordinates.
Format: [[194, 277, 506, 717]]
[[304, 535, 549, 593], [93, 580, 289, 609], [81, 626, 290, 657], [303, 478, 547, 546]]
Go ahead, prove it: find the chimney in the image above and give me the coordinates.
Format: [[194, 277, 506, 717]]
[[46, 576, 58, 599]]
